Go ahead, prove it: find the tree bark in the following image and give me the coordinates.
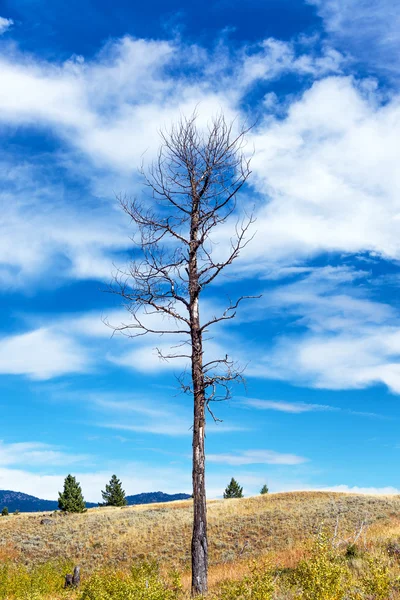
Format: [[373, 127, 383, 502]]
[[190, 197, 208, 596], [191, 343, 208, 596]]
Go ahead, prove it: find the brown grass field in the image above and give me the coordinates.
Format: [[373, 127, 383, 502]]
[[1, 490, 400, 597]]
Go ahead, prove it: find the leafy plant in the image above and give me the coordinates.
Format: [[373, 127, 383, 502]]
[[217, 560, 274, 600], [1, 507, 8, 517], [79, 560, 181, 600], [361, 555, 391, 600], [292, 529, 349, 600]]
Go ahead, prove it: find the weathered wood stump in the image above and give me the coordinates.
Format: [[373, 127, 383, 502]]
[[64, 566, 80, 588]]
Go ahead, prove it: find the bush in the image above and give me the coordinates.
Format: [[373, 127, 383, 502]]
[[361, 555, 391, 600], [345, 543, 361, 559], [79, 560, 181, 600], [0, 559, 74, 600], [216, 561, 274, 600], [292, 530, 350, 600], [1, 507, 8, 517]]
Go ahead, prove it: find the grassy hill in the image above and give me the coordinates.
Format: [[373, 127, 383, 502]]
[[1, 491, 400, 598]]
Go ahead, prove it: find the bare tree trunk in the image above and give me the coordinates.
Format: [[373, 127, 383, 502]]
[[190, 200, 208, 596], [191, 376, 207, 596]]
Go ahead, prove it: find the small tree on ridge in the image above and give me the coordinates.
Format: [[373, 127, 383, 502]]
[[260, 484, 269, 495], [223, 477, 243, 498], [58, 474, 86, 513], [101, 474, 127, 507]]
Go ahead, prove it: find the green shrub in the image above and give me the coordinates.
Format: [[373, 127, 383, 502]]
[[0, 559, 74, 600], [345, 543, 361, 559], [361, 555, 391, 600], [1, 507, 9, 517], [292, 530, 349, 600], [216, 561, 274, 600], [79, 560, 181, 600]]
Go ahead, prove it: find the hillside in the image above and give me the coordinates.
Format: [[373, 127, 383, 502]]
[[1, 491, 400, 575], [0, 490, 190, 513]]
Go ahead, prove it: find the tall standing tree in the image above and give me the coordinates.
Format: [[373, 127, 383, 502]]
[[58, 474, 86, 513], [101, 474, 127, 507], [109, 114, 255, 596]]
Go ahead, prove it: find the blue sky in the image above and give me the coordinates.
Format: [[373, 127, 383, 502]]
[[1, 0, 400, 502]]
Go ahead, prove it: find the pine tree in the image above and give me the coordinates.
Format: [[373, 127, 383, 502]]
[[1, 507, 9, 516], [260, 484, 269, 495], [58, 474, 86, 513], [223, 478, 243, 499], [101, 474, 127, 507]]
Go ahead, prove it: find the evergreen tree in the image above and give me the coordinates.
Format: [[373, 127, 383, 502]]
[[101, 474, 127, 507], [223, 478, 243, 499], [1, 507, 8, 516], [58, 474, 86, 513], [260, 484, 269, 495]]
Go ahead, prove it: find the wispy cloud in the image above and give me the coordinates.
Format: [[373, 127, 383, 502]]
[[91, 394, 247, 436], [0, 328, 91, 379], [309, 0, 400, 76], [0, 17, 13, 35], [0, 441, 88, 468], [242, 398, 333, 414], [241, 397, 388, 419], [208, 449, 308, 466]]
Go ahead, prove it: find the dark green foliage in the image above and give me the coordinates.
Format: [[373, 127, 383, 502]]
[[1, 507, 8, 516], [260, 484, 269, 495], [345, 543, 361, 559], [101, 474, 127, 507], [223, 478, 243, 499], [58, 474, 86, 513]]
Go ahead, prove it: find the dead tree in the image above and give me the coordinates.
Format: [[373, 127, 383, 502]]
[[109, 113, 255, 596]]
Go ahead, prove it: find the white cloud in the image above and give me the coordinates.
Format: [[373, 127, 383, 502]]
[[0, 17, 12, 35], [242, 398, 334, 413], [93, 396, 193, 436], [245, 267, 400, 394], [0, 327, 90, 379], [0, 441, 88, 467], [231, 76, 400, 271], [208, 449, 308, 466], [241, 397, 386, 419], [0, 35, 393, 291], [89, 393, 246, 436], [309, 0, 400, 76], [0, 156, 130, 289], [317, 484, 400, 495]]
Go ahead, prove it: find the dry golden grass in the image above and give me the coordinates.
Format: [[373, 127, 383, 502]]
[[1, 490, 400, 587]]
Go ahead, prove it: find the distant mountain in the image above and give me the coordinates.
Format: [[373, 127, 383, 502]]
[[0, 490, 191, 513], [0, 490, 97, 513], [126, 491, 191, 505]]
